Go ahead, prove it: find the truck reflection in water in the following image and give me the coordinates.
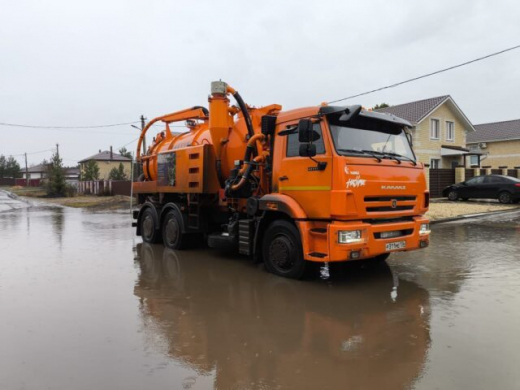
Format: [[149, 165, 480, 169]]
[[134, 244, 431, 389]]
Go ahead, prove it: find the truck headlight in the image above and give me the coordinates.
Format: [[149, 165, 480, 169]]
[[338, 230, 362, 244], [419, 223, 430, 235]]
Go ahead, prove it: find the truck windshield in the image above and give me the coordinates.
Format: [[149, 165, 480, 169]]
[[329, 122, 416, 162]]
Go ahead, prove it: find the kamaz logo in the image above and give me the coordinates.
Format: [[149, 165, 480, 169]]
[[381, 185, 407, 190]]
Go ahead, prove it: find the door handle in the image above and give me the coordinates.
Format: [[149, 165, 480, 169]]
[[279, 176, 288, 181]]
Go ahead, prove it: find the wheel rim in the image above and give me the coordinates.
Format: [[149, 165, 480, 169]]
[[142, 215, 154, 240], [449, 191, 457, 200], [500, 193, 511, 203], [269, 235, 295, 272], [164, 217, 180, 247]]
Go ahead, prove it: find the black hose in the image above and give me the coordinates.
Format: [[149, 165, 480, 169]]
[[233, 92, 255, 143], [216, 159, 225, 188]]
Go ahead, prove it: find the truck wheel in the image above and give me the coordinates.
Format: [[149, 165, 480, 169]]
[[140, 208, 161, 243], [162, 210, 187, 250], [498, 191, 512, 204], [262, 220, 307, 279], [447, 190, 458, 201]]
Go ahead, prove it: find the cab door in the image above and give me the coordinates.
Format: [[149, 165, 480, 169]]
[[273, 121, 332, 219]]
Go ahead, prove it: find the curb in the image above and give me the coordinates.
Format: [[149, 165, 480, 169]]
[[431, 208, 520, 224]]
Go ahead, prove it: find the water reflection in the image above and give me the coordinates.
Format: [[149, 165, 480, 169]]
[[134, 244, 431, 389]]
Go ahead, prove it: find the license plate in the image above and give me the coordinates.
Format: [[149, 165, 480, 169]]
[[385, 241, 406, 251]]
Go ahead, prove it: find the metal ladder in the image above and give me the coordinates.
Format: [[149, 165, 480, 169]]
[[187, 193, 200, 230]]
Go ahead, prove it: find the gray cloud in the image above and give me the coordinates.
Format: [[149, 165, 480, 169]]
[[1, 0, 519, 165]]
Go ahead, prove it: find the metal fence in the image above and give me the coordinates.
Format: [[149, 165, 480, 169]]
[[429, 169, 456, 198], [507, 169, 518, 178], [465, 169, 475, 180], [77, 180, 131, 196]]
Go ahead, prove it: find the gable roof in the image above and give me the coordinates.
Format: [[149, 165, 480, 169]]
[[467, 119, 520, 143], [376, 96, 450, 124], [78, 150, 132, 163], [376, 95, 475, 132], [27, 164, 47, 173]]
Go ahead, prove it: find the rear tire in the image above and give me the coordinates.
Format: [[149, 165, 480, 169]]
[[262, 220, 307, 279], [448, 190, 458, 201], [140, 208, 161, 244], [162, 210, 188, 250], [498, 191, 512, 204]]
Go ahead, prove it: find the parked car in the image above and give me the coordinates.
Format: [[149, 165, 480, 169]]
[[442, 175, 520, 204]]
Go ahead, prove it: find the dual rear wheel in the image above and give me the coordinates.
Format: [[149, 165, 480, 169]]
[[139, 208, 190, 249]]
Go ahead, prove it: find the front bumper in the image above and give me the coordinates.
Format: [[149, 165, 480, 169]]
[[300, 216, 430, 262]]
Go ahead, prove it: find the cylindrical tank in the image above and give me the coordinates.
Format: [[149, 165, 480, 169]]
[[141, 97, 281, 184]]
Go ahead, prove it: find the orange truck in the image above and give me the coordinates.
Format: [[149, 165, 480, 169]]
[[132, 81, 430, 278]]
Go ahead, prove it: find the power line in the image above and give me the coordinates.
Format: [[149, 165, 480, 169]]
[[329, 44, 520, 104], [0, 120, 139, 129]]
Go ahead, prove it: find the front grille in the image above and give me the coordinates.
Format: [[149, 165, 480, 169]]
[[374, 229, 413, 239], [367, 205, 414, 212], [364, 196, 416, 202]]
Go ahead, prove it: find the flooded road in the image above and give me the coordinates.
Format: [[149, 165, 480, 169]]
[[1, 193, 520, 389]]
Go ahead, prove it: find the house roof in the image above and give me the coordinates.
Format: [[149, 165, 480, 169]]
[[467, 119, 520, 143], [78, 150, 132, 163], [376, 96, 450, 124], [64, 167, 80, 175], [375, 95, 475, 132], [27, 164, 47, 173]]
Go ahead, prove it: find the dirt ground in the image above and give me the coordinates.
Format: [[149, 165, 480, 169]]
[[4, 186, 132, 210], [427, 199, 518, 221]]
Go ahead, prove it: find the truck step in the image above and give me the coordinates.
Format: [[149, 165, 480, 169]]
[[238, 219, 254, 256]]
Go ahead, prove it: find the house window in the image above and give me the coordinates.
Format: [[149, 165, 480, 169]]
[[430, 119, 440, 140], [446, 121, 455, 141], [470, 155, 479, 166], [430, 158, 441, 169]]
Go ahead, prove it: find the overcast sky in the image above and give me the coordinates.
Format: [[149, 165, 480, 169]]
[[1, 0, 519, 166]]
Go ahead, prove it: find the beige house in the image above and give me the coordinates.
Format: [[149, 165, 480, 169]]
[[466, 119, 520, 169], [377, 96, 479, 168], [79, 149, 132, 180]]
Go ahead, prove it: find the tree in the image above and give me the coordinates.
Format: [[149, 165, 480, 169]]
[[46, 151, 67, 196], [4, 156, 22, 178], [0, 155, 6, 178], [372, 103, 390, 110], [82, 160, 100, 181], [118, 147, 133, 159], [108, 163, 128, 180]]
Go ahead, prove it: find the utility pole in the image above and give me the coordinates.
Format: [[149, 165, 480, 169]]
[[56, 143, 60, 157], [25, 153, 28, 187], [140, 115, 147, 153]]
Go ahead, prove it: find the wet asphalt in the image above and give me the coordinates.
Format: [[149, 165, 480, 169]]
[[0, 191, 519, 390]]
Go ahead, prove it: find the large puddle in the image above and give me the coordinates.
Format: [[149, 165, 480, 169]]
[[1, 200, 519, 389]]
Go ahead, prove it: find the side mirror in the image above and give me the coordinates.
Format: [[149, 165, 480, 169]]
[[406, 132, 413, 147], [299, 143, 316, 157], [298, 119, 320, 143]]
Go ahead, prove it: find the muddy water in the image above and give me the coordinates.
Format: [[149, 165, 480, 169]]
[[0, 197, 519, 389]]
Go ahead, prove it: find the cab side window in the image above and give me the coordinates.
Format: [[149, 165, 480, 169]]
[[286, 123, 326, 157]]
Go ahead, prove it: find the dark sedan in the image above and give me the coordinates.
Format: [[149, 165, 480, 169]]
[[442, 175, 520, 204]]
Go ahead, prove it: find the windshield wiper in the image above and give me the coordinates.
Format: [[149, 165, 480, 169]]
[[381, 151, 417, 165], [338, 149, 382, 162]]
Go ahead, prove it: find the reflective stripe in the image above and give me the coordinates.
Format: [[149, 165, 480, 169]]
[[280, 186, 331, 191]]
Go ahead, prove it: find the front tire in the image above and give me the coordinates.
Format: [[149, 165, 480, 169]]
[[498, 191, 512, 204], [448, 190, 459, 201], [140, 208, 161, 243], [262, 220, 307, 279]]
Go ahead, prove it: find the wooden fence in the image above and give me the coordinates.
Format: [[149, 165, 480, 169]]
[[465, 169, 475, 180]]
